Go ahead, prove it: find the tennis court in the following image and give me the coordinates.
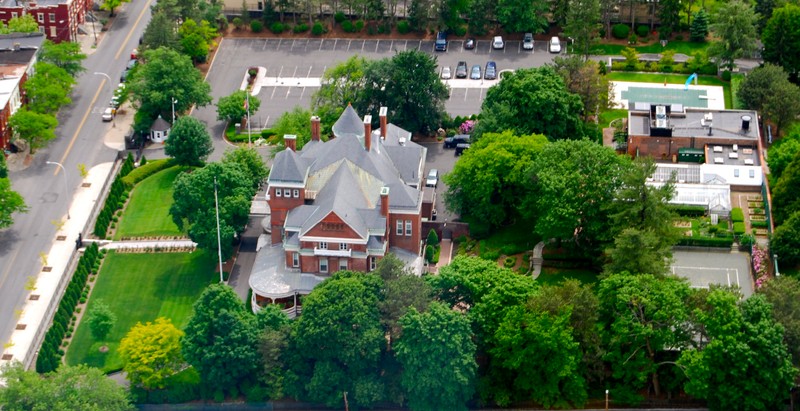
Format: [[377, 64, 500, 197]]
[[671, 250, 753, 297], [613, 81, 725, 110]]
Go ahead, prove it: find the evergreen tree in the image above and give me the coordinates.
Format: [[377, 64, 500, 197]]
[[690, 9, 709, 42]]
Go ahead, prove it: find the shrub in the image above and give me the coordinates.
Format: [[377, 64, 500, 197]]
[[354, 20, 364, 32], [311, 21, 325, 35], [341, 20, 354, 33], [636, 25, 649, 38], [628, 34, 638, 44], [480, 249, 500, 261], [425, 245, 435, 263], [677, 236, 734, 247], [731, 207, 745, 222], [121, 159, 173, 187], [720, 70, 732, 81], [612, 23, 630, 39], [733, 222, 746, 235], [270, 22, 284, 34], [232, 17, 243, 29], [671, 204, 707, 217], [751, 220, 768, 228], [427, 229, 439, 246], [293, 23, 309, 33], [504, 256, 516, 268], [453, 25, 467, 36], [250, 20, 263, 32], [397, 20, 410, 34], [334, 11, 346, 23]]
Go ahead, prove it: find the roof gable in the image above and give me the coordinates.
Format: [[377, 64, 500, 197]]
[[270, 148, 308, 184], [332, 104, 364, 141]]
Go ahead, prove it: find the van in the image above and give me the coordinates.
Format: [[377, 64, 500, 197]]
[[455, 143, 470, 156], [444, 134, 470, 148], [435, 31, 448, 52]]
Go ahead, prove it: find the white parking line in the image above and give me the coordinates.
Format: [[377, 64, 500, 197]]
[[333, 39, 338, 50], [291, 66, 298, 77], [361, 40, 365, 52], [300, 87, 306, 98], [418, 41, 422, 51], [291, 39, 296, 49], [277, 39, 282, 50], [375, 40, 379, 53], [277, 66, 284, 78], [464, 88, 469, 101], [319, 39, 324, 51], [264, 115, 270, 127], [404, 40, 408, 51], [270, 87, 277, 99], [285, 89, 291, 99], [347, 39, 352, 50], [389, 40, 394, 51], [306, 66, 312, 77], [262, 39, 268, 50]]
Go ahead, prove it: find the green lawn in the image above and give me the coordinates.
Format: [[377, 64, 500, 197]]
[[114, 166, 186, 240], [590, 40, 710, 56], [599, 108, 629, 128], [606, 72, 733, 109], [536, 267, 599, 285], [479, 221, 540, 258], [66, 251, 217, 372]]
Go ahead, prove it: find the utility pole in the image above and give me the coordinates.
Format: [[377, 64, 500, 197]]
[[214, 177, 224, 283]]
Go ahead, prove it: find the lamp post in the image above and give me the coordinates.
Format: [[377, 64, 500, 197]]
[[775, 254, 780, 277], [605, 389, 609, 411], [171, 97, 178, 125], [214, 177, 224, 283], [93, 72, 114, 126], [46, 161, 70, 220]]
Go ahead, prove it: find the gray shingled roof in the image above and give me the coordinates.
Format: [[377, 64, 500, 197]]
[[269, 148, 307, 184], [332, 105, 364, 141], [151, 116, 171, 132], [249, 242, 326, 299]]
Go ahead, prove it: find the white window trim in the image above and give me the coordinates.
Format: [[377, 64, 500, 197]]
[[318, 241, 328, 250], [49, 13, 55, 22], [292, 252, 299, 267], [319, 257, 328, 273], [283, 188, 291, 197], [275, 188, 282, 197], [37, 13, 43, 22], [405, 220, 412, 236], [293, 189, 299, 198], [339, 259, 348, 271], [396, 220, 403, 236], [370, 257, 377, 271], [339, 243, 347, 250]]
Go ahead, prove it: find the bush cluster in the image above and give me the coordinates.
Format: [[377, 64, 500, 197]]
[[334, 12, 346, 23], [121, 159, 173, 188], [751, 220, 768, 228], [341, 20, 365, 33], [250, 20, 263, 33], [396, 20, 410, 34], [677, 236, 734, 247], [270, 22, 284, 34], [670, 204, 707, 217], [612, 24, 630, 39], [94, 154, 136, 238], [611, 60, 717, 75], [731, 207, 745, 222], [36, 243, 102, 373], [636, 25, 649, 38], [312, 22, 325, 36], [293, 23, 309, 33], [733, 222, 746, 235]]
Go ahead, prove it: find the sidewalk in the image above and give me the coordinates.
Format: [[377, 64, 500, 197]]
[[0, 162, 114, 369]]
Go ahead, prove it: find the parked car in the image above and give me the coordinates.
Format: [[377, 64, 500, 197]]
[[523, 33, 534, 50], [492, 36, 504, 49], [455, 143, 470, 156], [120, 69, 129, 82], [470, 65, 481, 79], [441, 66, 452, 80], [464, 38, 475, 50], [484, 61, 497, 80], [127, 59, 137, 70], [435, 31, 448, 52], [549, 36, 561, 53], [455, 61, 468, 78], [444, 134, 470, 148], [102, 107, 114, 122], [130, 48, 138, 59], [426, 169, 439, 188]]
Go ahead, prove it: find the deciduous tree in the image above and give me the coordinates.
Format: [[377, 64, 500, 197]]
[[1, 15, 38, 33], [87, 299, 116, 340], [563, 0, 601, 58], [270, 106, 314, 150], [496, 0, 549, 33], [443, 131, 548, 230], [119, 317, 184, 390], [312, 55, 370, 132], [141, 12, 180, 52], [475, 67, 585, 141], [708, 0, 759, 70], [679, 291, 796, 410], [395, 303, 476, 411], [757, 276, 800, 364], [25, 62, 75, 114], [164, 116, 213, 166], [39, 40, 86, 77], [770, 153, 800, 225], [9, 108, 58, 153], [0, 178, 26, 229], [183, 283, 260, 390], [770, 211, 800, 267], [550, 56, 611, 119], [766, 127, 800, 181], [178, 19, 218, 63], [216, 90, 261, 124], [763, 80, 800, 137], [0, 362, 133, 410], [737, 63, 790, 113], [100, 0, 131, 16], [762, 4, 800, 76], [221, 147, 268, 190]]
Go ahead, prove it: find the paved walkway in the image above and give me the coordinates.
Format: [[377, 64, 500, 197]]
[[433, 238, 453, 274], [531, 241, 545, 279]]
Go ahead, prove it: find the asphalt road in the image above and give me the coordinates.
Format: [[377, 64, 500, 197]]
[[0, 1, 152, 348], [193, 37, 565, 140]]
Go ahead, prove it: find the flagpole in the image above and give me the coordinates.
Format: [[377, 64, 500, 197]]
[[246, 92, 252, 148]]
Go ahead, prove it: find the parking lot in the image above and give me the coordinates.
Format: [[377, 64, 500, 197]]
[[193, 37, 564, 136]]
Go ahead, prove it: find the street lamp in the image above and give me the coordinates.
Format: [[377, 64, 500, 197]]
[[214, 177, 224, 283], [45, 161, 70, 220], [605, 389, 609, 411], [775, 254, 780, 277], [93, 72, 114, 126], [171, 97, 178, 125]]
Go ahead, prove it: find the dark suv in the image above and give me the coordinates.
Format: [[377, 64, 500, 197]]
[[455, 61, 468, 78], [444, 134, 470, 148], [435, 31, 448, 52]]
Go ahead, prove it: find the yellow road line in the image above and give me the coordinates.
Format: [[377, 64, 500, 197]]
[[54, 78, 106, 176], [114, 0, 154, 60]]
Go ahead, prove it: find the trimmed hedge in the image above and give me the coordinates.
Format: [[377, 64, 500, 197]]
[[121, 159, 174, 188], [733, 222, 746, 235], [397, 20, 410, 34], [311, 21, 325, 35], [731, 207, 744, 222], [670, 204, 707, 217], [612, 24, 630, 39], [36, 243, 101, 373], [677, 236, 734, 248], [93, 155, 136, 238], [751, 220, 768, 228]]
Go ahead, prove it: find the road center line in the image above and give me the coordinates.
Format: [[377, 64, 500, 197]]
[[114, 0, 154, 60], [55, 78, 106, 176]]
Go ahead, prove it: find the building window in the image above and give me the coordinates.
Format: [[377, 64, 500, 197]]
[[749, 169, 755, 178], [275, 188, 282, 197], [734, 169, 740, 178], [38, 26, 45, 34], [283, 188, 291, 197], [319, 258, 328, 273], [50, 26, 56, 37], [293, 189, 299, 198], [370, 257, 377, 271], [405, 220, 412, 236], [49, 13, 55, 22], [339, 259, 347, 271], [318, 242, 328, 250], [11, 12, 18, 18], [396, 220, 403, 235], [292, 252, 299, 267], [37, 13, 43, 22], [339, 243, 347, 250], [257, 1, 263, 9]]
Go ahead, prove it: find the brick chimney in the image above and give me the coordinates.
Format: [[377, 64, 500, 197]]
[[311, 116, 321, 141], [379, 107, 388, 140], [284, 134, 297, 151], [364, 115, 372, 152], [380, 186, 390, 217]]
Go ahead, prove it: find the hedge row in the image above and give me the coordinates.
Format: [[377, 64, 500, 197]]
[[121, 159, 174, 188], [93, 154, 136, 239], [731, 207, 745, 222], [677, 236, 734, 248], [751, 220, 768, 228], [36, 243, 102, 373], [611, 60, 717, 75], [670, 204, 707, 217], [733, 222, 746, 235]]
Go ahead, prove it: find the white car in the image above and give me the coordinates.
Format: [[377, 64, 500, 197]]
[[102, 107, 114, 122], [549, 36, 562, 53], [523, 33, 534, 50], [426, 169, 439, 188], [441, 66, 452, 80], [492, 36, 504, 50]]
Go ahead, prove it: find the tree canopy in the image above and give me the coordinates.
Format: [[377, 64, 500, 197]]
[[216, 90, 261, 124], [708, 0, 759, 70], [39, 40, 87, 77], [0, 177, 26, 229], [100, 0, 131, 16], [9, 108, 58, 153], [119, 317, 184, 390], [141, 11, 180, 52], [164, 116, 213, 166], [550, 56, 611, 121], [758, 276, 800, 364], [25, 62, 75, 114], [762, 3, 800, 76], [767, 127, 800, 181], [496, 0, 549, 33], [0, 362, 133, 410], [474, 67, 585, 141]]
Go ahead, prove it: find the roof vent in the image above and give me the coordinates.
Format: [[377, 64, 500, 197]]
[[398, 137, 406, 146]]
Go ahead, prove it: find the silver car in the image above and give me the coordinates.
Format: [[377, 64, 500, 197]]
[[426, 169, 439, 188], [441, 66, 452, 80]]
